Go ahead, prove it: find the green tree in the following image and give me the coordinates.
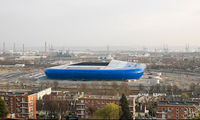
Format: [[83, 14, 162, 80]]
[[192, 110, 200, 120], [0, 98, 9, 119], [120, 94, 132, 120], [181, 93, 189, 99], [95, 103, 121, 119]]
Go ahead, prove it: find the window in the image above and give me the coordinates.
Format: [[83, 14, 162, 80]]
[[5, 97, 8, 100], [190, 108, 193, 113], [16, 97, 20, 101], [168, 107, 172, 111], [22, 104, 25, 107], [176, 108, 179, 113], [184, 108, 187, 112], [22, 98, 25, 102], [17, 102, 20, 106], [102, 101, 104, 104], [17, 108, 20, 112], [162, 108, 165, 112], [168, 114, 172, 118]]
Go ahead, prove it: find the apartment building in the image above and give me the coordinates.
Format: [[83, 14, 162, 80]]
[[76, 95, 135, 119], [35, 87, 51, 100], [157, 101, 199, 119], [0, 91, 36, 119]]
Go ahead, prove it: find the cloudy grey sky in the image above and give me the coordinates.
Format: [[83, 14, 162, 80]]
[[0, 0, 200, 48]]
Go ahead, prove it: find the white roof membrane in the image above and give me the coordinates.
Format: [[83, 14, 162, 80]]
[[50, 60, 146, 70]]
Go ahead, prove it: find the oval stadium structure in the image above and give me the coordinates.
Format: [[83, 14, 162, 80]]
[[44, 60, 146, 81]]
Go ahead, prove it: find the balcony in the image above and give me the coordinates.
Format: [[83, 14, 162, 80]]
[[21, 101, 28, 103], [76, 103, 85, 105], [156, 111, 166, 114], [21, 101, 30, 104], [20, 106, 28, 109], [77, 108, 85, 110], [20, 112, 30, 115], [77, 113, 85, 116]]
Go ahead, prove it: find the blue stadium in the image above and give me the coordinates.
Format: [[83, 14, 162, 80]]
[[44, 60, 146, 81]]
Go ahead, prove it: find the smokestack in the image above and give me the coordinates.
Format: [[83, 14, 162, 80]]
[[163, 44, 168, 53], [13, 43, 16, 52], [3, 42, 5, 53], [185, 43, 189, 52], [107, 45, 109, 55], [45, 41, 47, 53], [22, 44, 24, 55]]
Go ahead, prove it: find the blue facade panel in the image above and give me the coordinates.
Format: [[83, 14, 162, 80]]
[[44, 68, 144, 81]]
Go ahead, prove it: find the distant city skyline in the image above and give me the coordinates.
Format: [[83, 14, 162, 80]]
[[0, 0, 200, 47], [1, 43, 200, 52]]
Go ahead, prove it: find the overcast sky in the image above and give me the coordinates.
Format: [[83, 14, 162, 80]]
[[0, 0, 200, 48]]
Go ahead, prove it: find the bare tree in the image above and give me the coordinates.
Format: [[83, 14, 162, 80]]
[[190, 83, 196, 91], [172, 85, 179, 95], [57, 100, 67, 117], [155, 84, 161, 93], [43, 96, 58, 118], [88, 105, 96, 117], [119, 82, 130, 96], [102, 81, 109, 95], [138, 84, 144, 91], [53, 80, 59, 90], [161, 85, 167, 93], [78, 83, 88, 93], [111, 81, 119, 95], [90, 81, 100, 94], [36, 100, 44, 112]]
